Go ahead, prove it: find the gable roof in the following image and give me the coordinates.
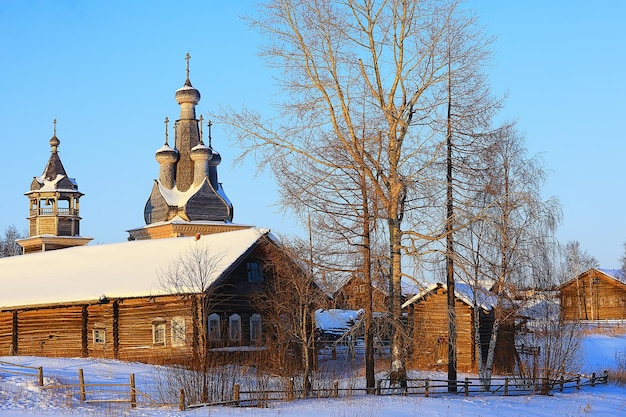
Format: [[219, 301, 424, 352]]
[[0, 227, 270, 309], [402, 282, 497, 311], [558, 268, 626, 290]]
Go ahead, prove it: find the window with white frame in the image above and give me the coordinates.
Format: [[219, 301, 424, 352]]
[[250, 314, 262, 343], [229, 313, 241, 342], [208, 313, 221, 341], [171, 317, 186, 347], [152, 319, 166, 345], [93, 328, 106, 345]]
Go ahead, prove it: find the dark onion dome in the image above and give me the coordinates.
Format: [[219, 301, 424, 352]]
[[208, 147, 222, 166]]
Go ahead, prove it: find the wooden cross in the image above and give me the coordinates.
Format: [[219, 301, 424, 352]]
[[164, 116, 169, 145], [207, 120, 213, 147], [199, 114, 204, 143], [185, 53, 191, 81], [53, 119, 57, 136]]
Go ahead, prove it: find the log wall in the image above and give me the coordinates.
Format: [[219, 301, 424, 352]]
[[17, 306, 84, 357], [0, 311, 13, 355]]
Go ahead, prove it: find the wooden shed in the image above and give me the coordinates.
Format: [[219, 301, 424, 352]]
[[558, 268, 626, 321], [403, 282, 515, 374], [0, 228, 289, 364]]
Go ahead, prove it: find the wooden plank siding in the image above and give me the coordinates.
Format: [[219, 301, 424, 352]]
[[560, 269, 626, 321]]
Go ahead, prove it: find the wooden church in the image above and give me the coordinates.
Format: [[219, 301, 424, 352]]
[[0, 55, 296, 363]]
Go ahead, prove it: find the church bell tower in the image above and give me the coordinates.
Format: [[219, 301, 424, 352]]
[[16, 121, 93, 254]]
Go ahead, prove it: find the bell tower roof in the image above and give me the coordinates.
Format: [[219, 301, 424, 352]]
[[41, 119, 69, 182]]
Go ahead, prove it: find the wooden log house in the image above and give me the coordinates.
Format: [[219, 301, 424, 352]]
[[0, 228, 282, 363], [558, 268, 626, 321]]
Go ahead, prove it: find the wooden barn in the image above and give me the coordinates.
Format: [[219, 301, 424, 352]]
[[403, 283, 516, 374], [558, 268, 626, 321], [0, 228, 288, 363]]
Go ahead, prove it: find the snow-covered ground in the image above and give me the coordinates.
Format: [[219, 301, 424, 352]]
[[1, 334, 625, 416]]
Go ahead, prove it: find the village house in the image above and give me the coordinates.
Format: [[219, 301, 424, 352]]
[[0, 55, 301, 364], [402, 282, 516, 374], [558, 268, 626, 321], [333, 275, 388, 312]]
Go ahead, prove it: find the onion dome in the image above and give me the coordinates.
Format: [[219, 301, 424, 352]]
[[175, 83, 201, 106], [49, 134, 60, 152], [155, 143, 179, 164], [208, 147, 222, 166], [190, 142, 212, 161], [155, 116, 179, 163]]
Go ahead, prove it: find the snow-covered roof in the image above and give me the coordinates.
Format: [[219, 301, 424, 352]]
[[316, 309, 362, 334], [402, 282, 497, 311], [597, 268, 626, 284], [0, 228, 270, 309], [559, 268, 626, 289]]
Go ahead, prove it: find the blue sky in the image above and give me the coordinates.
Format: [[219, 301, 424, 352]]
[[0, 1, 624, 268]]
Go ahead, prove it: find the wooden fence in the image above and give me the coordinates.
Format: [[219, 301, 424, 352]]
[[0, 360, 610, 411], [0, 360, 165, 408], [183, 371, 609, 409]]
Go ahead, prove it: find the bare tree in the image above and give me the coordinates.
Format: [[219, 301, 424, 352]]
[[0, 225, 24, 257], [255, 237, 326, 394], [461, 124, 561, 390], [218, 0, 496, 386], [157, 240, 227, 403], [559, 240, 600, 320]]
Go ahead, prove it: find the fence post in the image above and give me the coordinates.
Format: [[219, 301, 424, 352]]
[[424, 379, 429, 398], [234, 384, 240, 406], [504, 378, 508, 396], [376, 379, 381, 395], [38, 367, 44, 387], [331, 346, 336, 360], [179, 389, 185, 411], [541, 378, 549, 395], [464, 378, 469, 397], [333, 380, 339, 398], [559, 376, 564, 392], [130, 374, 136, 408], [78, 368, 86, 402], [576, 374, 580, 390], [591, 372, 596, 387], [287, 378, 294, 401]]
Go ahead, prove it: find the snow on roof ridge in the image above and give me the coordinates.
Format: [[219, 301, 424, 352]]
[[402, 282, 497, 311]]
